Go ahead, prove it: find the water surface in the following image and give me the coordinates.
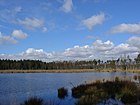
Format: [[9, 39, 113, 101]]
[[0, 72, 139, 105]]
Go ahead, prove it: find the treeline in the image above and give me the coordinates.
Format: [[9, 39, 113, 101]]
[[0, 54, 140, 70], [0, 60, 47, 70]]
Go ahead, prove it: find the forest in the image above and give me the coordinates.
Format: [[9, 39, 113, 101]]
[[0, 54, 140, 70]]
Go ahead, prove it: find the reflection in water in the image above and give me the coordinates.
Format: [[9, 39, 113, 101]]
[[0, 72, 139, 105]]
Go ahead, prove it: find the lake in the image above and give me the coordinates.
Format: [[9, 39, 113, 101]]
[[0, 72, 139, 105]]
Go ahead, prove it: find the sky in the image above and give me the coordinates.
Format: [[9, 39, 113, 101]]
[[0, 0, 140, 62]]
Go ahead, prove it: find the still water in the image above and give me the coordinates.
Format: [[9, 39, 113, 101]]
[[0, 72, 139, 105]]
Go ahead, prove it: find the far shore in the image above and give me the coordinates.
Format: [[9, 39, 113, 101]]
[[0, 69, 140, 73]]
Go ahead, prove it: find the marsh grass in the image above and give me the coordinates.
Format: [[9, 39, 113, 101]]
[[72, 77, 140, 105], [58, 87, 68, 99], [138, 76, 140, 83], [0, 69, 140, 73], [133, 75, 138, 80], [20, 97, 44, 105], [75, 95, 99, 105], [20, 97, 60, 105]]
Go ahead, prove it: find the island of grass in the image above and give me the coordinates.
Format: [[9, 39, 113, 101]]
[[72, 77, 140, 105]]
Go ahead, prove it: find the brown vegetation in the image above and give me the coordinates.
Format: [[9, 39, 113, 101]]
[[0, 69, 140, 73]]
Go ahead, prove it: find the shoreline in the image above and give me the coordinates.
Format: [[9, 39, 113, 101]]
[[0, 69, 140, 73]]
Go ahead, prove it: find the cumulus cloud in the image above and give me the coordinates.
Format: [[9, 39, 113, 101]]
[[25, 48, 46, 56], [22, 48, 52, 60], [82, 13, 105, 30], [61, 0, 73, 13], [127, 36, 140, 48], [63, 45, 93, 59], [93, 40, 114, 51], [1, 36, 140, 61], [0, 48, 54, 61], [0, 32, 17, 45], [63, 40, 114, 60], [0, 30, 27, 45], [18, 18, 44, 29], [105, 43, 139, 55], [110, 23, 140, 34], [12, 29, 28, 39]]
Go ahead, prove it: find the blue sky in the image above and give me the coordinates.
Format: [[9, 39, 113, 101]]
[[0, 0, 140, 61]]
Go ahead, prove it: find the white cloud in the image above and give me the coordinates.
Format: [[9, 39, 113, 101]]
[[12, 30, 27, 39], [62, 40, 114, 60], [63, 45, 93, 59], [110, 23, 140, 34], [0, 32, 17, 45], [25, 48, 45, 55], [82, 13, 105, 30], [127, 36, 140, 48], [105, 43, 139, 55], [93, 40, 114, 51], [18, 18, 44, 29], [24, 48, 55, 61], [1, 36, 140, 61], [0, 30, 27, 45], [22, 48, 51, 60], [61, 0, 73, 13], [0, 48, 54, 61], [42, 27, 48, 32]]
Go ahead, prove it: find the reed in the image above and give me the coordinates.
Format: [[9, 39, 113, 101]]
[[0, 69, 140, 73], [72, 77, 140, 105], [20, 97, 60, 105], [20, 97, 44, 105]]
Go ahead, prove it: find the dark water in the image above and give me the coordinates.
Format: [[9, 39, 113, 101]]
[[0, 72, 139, 105]]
